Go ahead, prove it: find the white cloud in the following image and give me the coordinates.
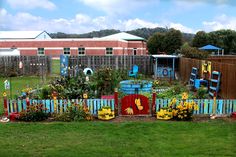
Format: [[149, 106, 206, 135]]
[[203, 14, 236, 32], [0, 8, 194, 34], [6, 0, 56, 10], [119, 18, 159, 31], [167, 23, 194, 33]]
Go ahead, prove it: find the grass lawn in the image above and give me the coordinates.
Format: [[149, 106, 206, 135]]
[[51, 59, 60, 75], [0, 120, 235, 157]]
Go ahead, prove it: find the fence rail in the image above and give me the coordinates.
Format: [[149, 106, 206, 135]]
[[69, 55, 153, 75], [156, 99, 236, 114], [7, 99, 115, 116], [0, 56, 51, 76]]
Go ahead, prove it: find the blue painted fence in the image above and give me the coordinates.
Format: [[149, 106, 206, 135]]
[[156, 99, 236, 114], [7, 99, 115, 116]]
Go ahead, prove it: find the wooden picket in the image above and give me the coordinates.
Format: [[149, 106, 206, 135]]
[[7, 99, 115, 116], [156, 99, 236, 114]]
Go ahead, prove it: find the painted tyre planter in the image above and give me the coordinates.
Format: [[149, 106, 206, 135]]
[[119, 80, 152, 94]]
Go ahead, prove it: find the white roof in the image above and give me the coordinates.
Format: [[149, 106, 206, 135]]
[[101, 32, 145, 41], [0, 31, 49, 39], [152, 54, 179, 58]]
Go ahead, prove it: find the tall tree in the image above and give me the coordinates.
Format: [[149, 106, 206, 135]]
[[164, 29, 183, 54], [147, 32, 165, 54], [208, 29, 236, 54], [192, 31, 208, 47]]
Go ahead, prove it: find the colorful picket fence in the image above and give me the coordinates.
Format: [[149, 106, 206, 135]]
[[156, 99, 236, 114], [7, 99, 115, 116]]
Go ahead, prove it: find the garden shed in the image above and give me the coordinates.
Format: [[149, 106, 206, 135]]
[[152, 54, 179, 79]]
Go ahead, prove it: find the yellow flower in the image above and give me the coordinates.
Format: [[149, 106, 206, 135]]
[[2, 92, 7, 97], [194, 104, 199, 110], [83, 93, 88, 99], [182, 92, 188, 100]]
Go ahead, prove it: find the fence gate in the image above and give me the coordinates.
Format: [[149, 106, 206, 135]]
[[120, 94, 150, 115]]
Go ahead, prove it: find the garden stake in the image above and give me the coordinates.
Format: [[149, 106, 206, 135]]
[[114, 88, 119, 116], [3, 92, 8, 117], [213, 92, 217, 114]]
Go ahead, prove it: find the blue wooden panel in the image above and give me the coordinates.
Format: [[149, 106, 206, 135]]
[[22, 100, 27, 110], [10, 100, 14, 113], [217, 100, 223, 114], [163, 99, 168, 107], [87, 99, 92, 114], [204, 99, 209, 114], [18, 99, 22, 112], [103, 99, 107, 107], [156, 99, 160, 112], [234, 100, 236, 112], [45, 100, 51, 113], [111, 100, 115, 111], [59, 100, 63, 113], [63, 99, 67, 111], [68, 99, 71, 107], [97, 99, 101, 111], [222, 100, 226, 114], [209, 100, 214, 114], [51, 100, 54, 113], [92, 99, 98, 114]]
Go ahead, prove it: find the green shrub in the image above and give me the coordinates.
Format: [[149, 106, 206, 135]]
[[55, 103, 93, 122], [17, 104, 49, 122], [181, 45, 210, 59], [195, 86, 208, 99]]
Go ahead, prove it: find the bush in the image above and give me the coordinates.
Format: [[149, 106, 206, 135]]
[[91, 68, 128, 97], [17, 104, 49, 122], [181, 45, 210, 59], [49, 72, 95, 99], [55, 103, 93, 122], [195, 86, 208, 99]]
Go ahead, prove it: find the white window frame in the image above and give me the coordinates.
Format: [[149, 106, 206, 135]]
[[37, 48, 45, 56], [64, 47, 70, 55], [105, 47, 113, 56], [78, 47, 85, 56]]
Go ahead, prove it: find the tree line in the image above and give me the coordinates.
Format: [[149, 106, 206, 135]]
[[147, 29, 236, 55]]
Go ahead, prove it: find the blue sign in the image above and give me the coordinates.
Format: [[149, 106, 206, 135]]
[[60, 55, 69, 76]]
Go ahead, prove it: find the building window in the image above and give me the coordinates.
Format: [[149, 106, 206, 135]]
[[78, 47, 85, 56], [106, 47, 113, 55], [64, 48, 70, 55], [37, 48, 45, 55], [133, 48, 137, 55]]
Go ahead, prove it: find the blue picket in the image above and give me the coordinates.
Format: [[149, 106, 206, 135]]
[[6, 98, 236, 116]]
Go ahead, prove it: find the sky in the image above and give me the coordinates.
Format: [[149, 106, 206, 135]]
[[0, 0, 236, 34]]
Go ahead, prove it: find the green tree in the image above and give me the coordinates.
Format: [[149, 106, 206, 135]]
[[164, 29, 183, 54], [147, 32, 165, 54], [147, 29, 183, 54], [192, 31, 208, 47], [208, 29, 236, 54]]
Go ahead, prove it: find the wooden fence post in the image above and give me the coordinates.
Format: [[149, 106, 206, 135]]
[[213, 92, 217, 114], [114, 88, 119, 116], [152, 90, 156, 116]]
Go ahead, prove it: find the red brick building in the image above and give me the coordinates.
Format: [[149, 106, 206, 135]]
[[0, 31, 147, 57]]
